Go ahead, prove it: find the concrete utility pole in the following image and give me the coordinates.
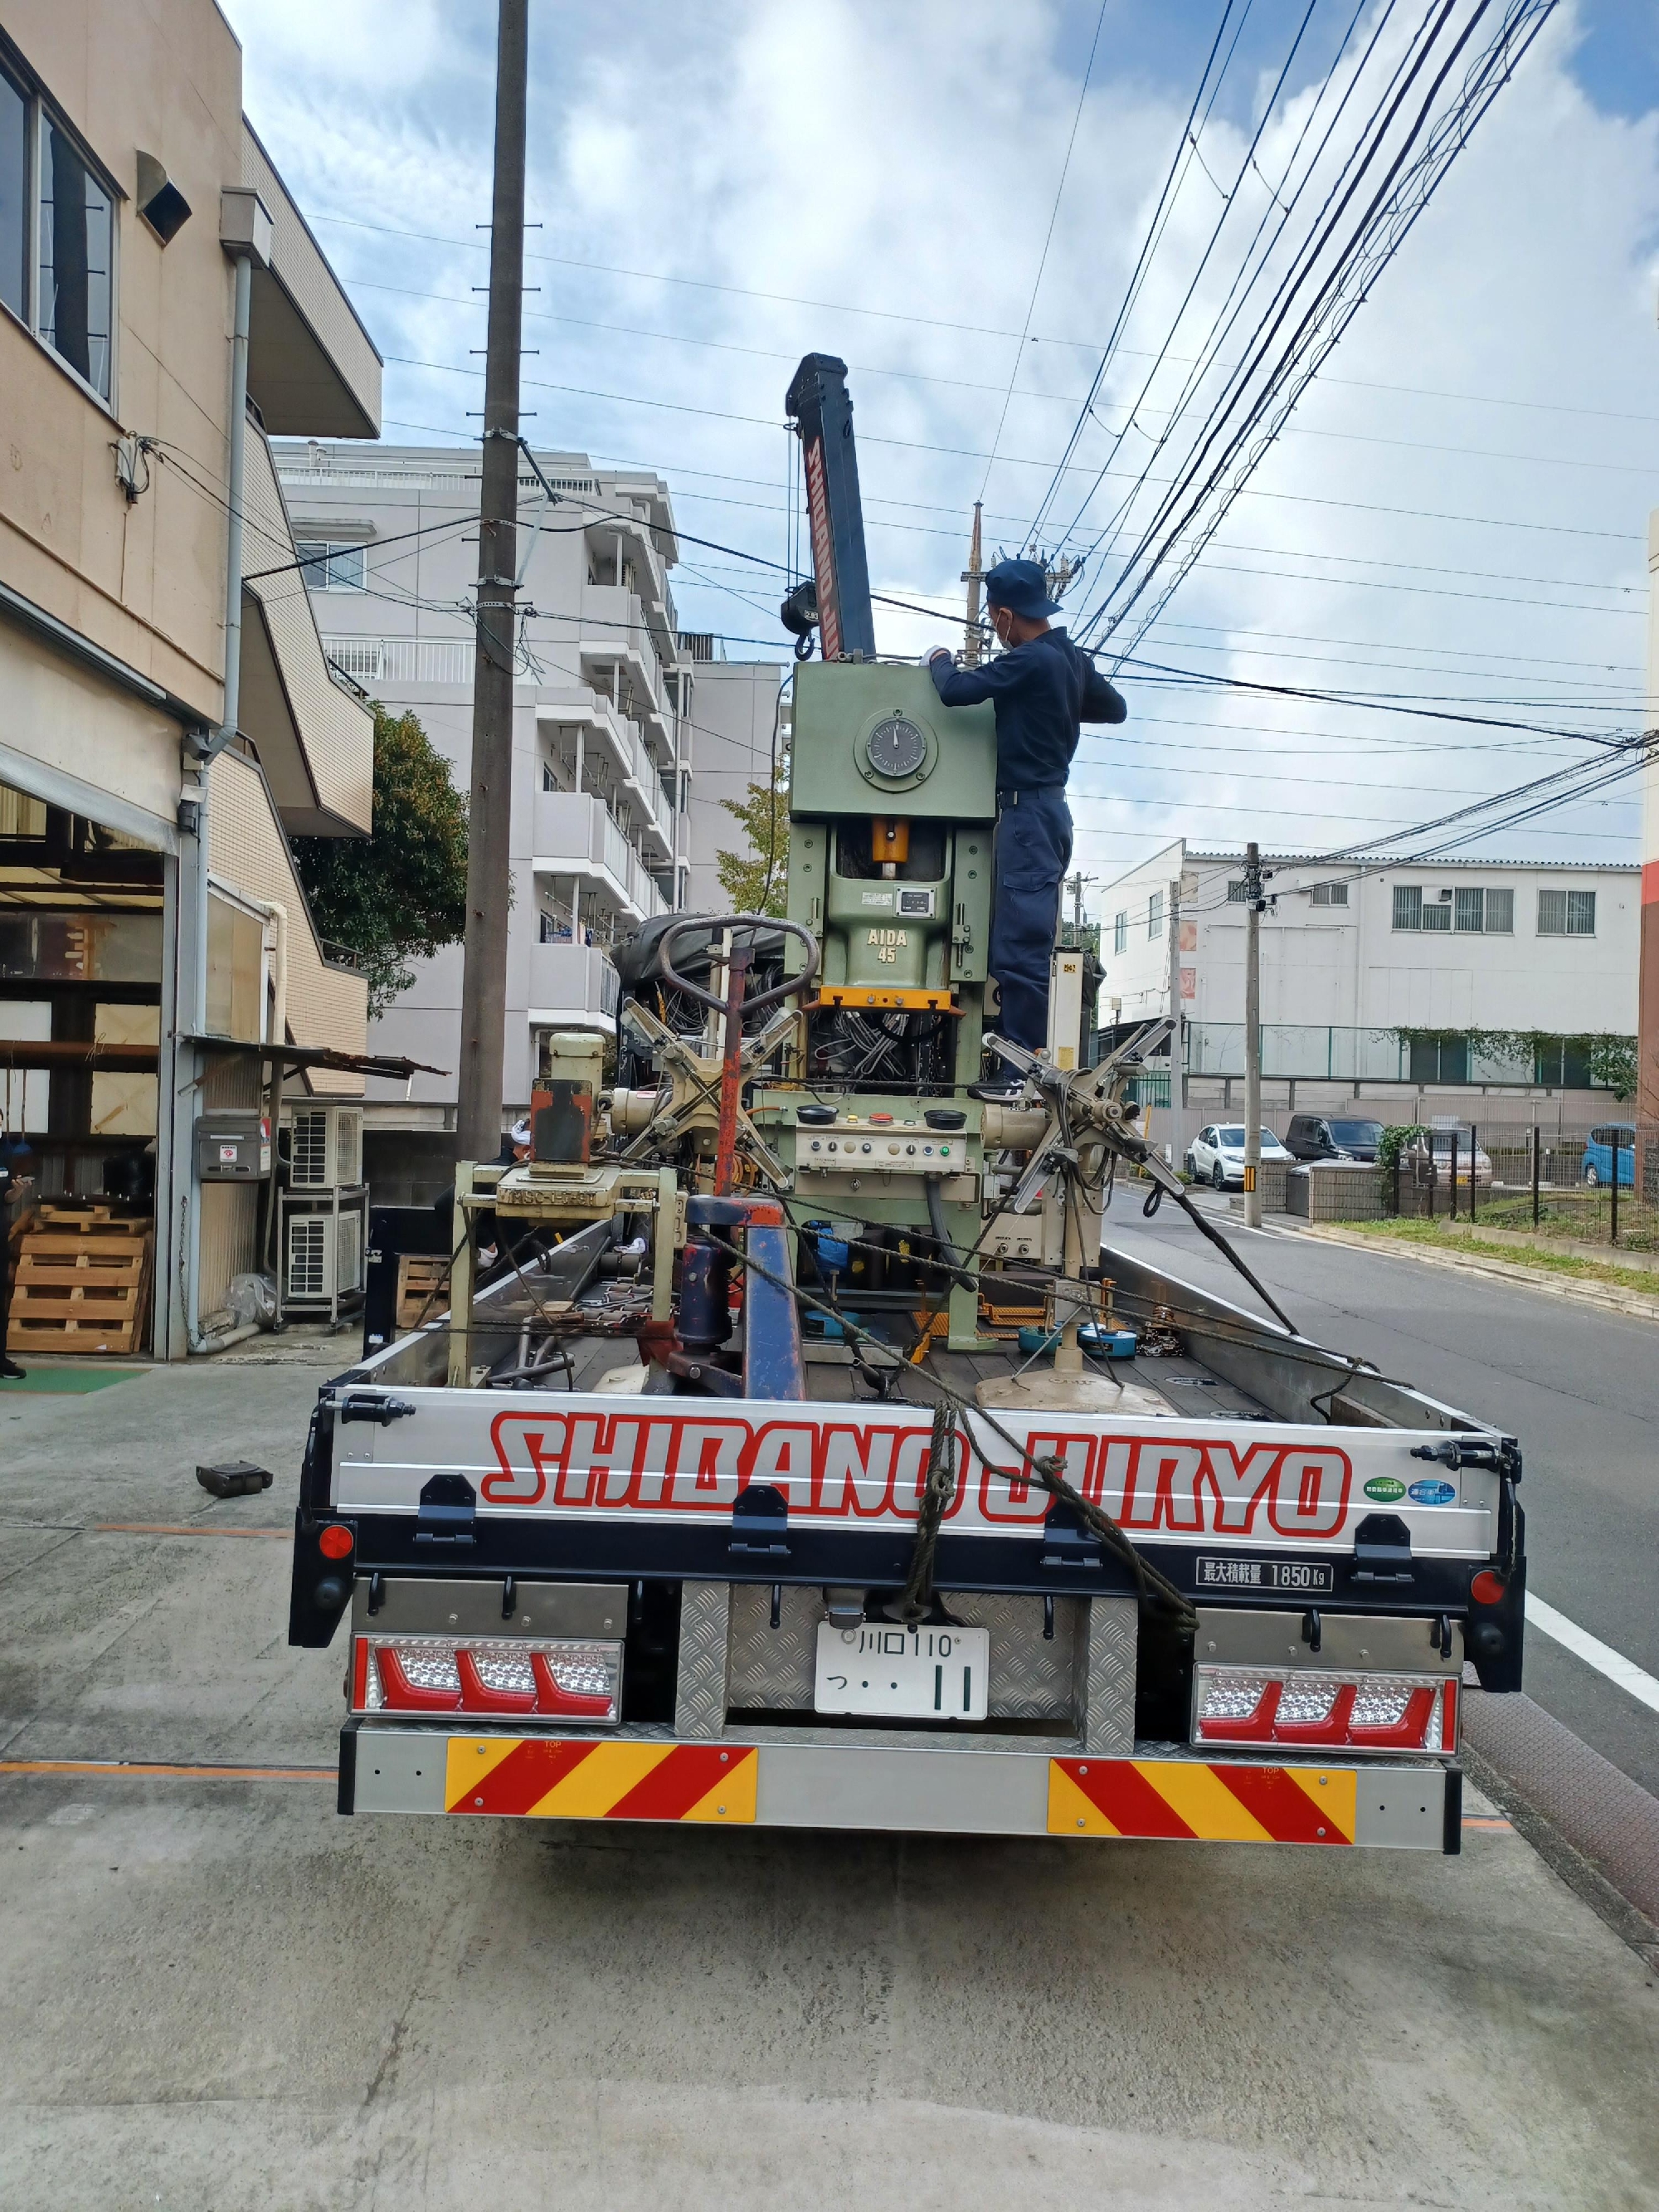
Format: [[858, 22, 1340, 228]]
[[1064, 870, 1095, 928], [961, 501, 985, 666], [455, 0, 529, 1167], [1165, 875, 1183, 1112], [1243, 841, 1263, 1229]]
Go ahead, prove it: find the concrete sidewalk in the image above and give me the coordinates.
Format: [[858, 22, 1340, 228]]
[[2, 1349, 1657, 2210]]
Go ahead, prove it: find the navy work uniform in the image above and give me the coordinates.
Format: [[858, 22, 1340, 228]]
[[928, 561, 1126, 1053]]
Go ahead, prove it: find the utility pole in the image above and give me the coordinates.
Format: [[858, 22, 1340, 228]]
[[961, 501, 985, 666], [455, 0, 528, 1167], [1165, 875, 1183, 1113], [1243, 841, 1263, 1229], [1063, 870, 1096, 929]]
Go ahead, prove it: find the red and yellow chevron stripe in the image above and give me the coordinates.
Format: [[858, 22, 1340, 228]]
[[445, 1737, 757, 1822], [1048, 1756, 1355, 1844]]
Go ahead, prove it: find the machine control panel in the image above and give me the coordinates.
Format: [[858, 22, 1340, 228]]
[[791, 1112, 969, 1177]]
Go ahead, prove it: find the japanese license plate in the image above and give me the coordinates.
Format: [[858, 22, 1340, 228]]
[[1195, 1557, 1335, 1594], [814, 1621, 990, 1720]]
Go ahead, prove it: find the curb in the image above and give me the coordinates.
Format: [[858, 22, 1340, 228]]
[[1278, 1222, 1659, 1324], [1462, 1692, 1659, 1965]]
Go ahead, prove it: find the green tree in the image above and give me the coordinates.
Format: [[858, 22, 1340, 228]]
[[716, 753, 789, 918], [1586, 1035, 1638, 1102], [291, 705, 469, 1017]]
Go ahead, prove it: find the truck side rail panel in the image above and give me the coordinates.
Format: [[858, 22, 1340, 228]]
[[1102, 1240, 1496, 1435]]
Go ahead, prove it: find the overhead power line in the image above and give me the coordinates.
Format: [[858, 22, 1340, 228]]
[[976, 0, 1112, 501], [1078, 1, 1563, 655], [1024, 0, 1344, 551], [310, 212, 1659, 431]]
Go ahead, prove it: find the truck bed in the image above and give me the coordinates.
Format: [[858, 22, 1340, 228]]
[[289, 1230, 1524, 1854]]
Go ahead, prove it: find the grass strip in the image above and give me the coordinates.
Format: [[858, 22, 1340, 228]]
[[1335, 1220, 1659, 1297]]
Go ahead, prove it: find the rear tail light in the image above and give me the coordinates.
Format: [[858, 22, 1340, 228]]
[[353, 1635, 622, 1724], [1194, 1666, 1457, 1755]]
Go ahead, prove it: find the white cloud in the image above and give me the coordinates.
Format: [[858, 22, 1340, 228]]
[[221, 0, 1659, 890]]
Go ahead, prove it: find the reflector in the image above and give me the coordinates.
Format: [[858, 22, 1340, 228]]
[[354, 1634, 622, 1724], [1470, 1569, 1506, 1605], [318, 1524, 353, 1560], [1194, 1665, 1455, 1756]]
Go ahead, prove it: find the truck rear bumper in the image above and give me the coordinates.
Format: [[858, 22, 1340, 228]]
[[341, 1724, 1462, 1852]]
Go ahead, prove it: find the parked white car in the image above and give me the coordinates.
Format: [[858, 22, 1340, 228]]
[[1185, 1124, 1294, 1191]]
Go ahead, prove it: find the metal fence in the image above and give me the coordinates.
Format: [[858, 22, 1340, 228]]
[[1381, 1120, 1659, 1252], [1184, 1023, 1622, 1089]]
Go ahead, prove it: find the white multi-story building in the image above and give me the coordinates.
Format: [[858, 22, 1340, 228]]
[[1639, 507, 1659, 1123], [677, 635, 786, 915], [274, 443, 780, 1191], [1097, 840, 1637, 1120]]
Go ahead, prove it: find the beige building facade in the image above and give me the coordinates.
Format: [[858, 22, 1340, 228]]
[[0, 2, 381, 1354]]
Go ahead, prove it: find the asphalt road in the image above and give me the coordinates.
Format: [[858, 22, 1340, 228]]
[[1106, 1196, 1659, 1796], [2, 1337, 1657, 2207]]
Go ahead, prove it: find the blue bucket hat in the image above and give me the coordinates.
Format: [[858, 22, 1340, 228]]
[[984, 557, 1060, 620]]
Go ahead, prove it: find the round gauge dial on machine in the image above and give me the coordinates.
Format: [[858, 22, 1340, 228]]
[[865, 714, 927, 779]]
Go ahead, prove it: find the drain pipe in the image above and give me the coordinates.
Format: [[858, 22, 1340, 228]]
[[180, 192, 270, 1353]]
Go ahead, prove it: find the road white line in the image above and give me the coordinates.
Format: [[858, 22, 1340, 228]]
[[1525, 1595, 1659, 1715]]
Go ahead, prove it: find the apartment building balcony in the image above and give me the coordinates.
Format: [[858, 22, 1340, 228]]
[[321, 633, 475, 688], [532, 791, 667, 922], [586, 515, 671, 616], [527, 941, 620, 1035], [578, 587, 664, 713], [535, 692, 674, 860]]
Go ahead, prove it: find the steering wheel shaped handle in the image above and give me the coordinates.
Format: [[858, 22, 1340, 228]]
[[658, 914, 820, 1018]]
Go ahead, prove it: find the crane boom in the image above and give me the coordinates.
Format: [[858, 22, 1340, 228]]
[[785, 352, 877, 660]]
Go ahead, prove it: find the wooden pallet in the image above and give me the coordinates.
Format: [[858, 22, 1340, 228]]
[[9, 1222, 153, 1355], [396, 1254, 451, 1331], [33, 1205, 149, 1237]]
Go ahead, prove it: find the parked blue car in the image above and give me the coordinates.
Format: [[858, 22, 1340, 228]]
[[1582, 1123, 1635, 1188]]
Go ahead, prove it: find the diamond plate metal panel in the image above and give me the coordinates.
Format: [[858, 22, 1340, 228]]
[[951, 1593, 1078, 1720], [724, 1588, 1080, 1719], [674, 1581, 732, 1739], [727, 1584, 820, 1708], [1074, 1596, 1137, 1755]]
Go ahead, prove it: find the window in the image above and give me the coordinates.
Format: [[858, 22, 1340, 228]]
[[1534, 1038, 1593, 1088], [538, 912, 569, 944], [1409, 1035, 1468, 1085], [295, 542, 367, 592], [1453, 888, 1483, 932], [1393, 885, 1420, 931], [1485, 888, 1513, 933], [1113, 910, 1127, 956], [0, 67, 24, 321], [1147, 890, 1164, 941], [38, 117, 113, 397], [1227, 879, 1250, 903], [1538, 888, 1596, 937], [0, 66, 116, 402], [1309, 881, 1348, 907]]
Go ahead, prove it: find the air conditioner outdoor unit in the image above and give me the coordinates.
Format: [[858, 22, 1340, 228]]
[[287, 1104, 363, 1190], [284, 1209, 364, 1303]]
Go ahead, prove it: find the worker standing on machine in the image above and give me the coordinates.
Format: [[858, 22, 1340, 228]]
[[927, 558, 1126, 1074]]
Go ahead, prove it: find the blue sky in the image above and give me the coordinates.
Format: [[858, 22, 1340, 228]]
[[225, 1, 1659, 889]]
